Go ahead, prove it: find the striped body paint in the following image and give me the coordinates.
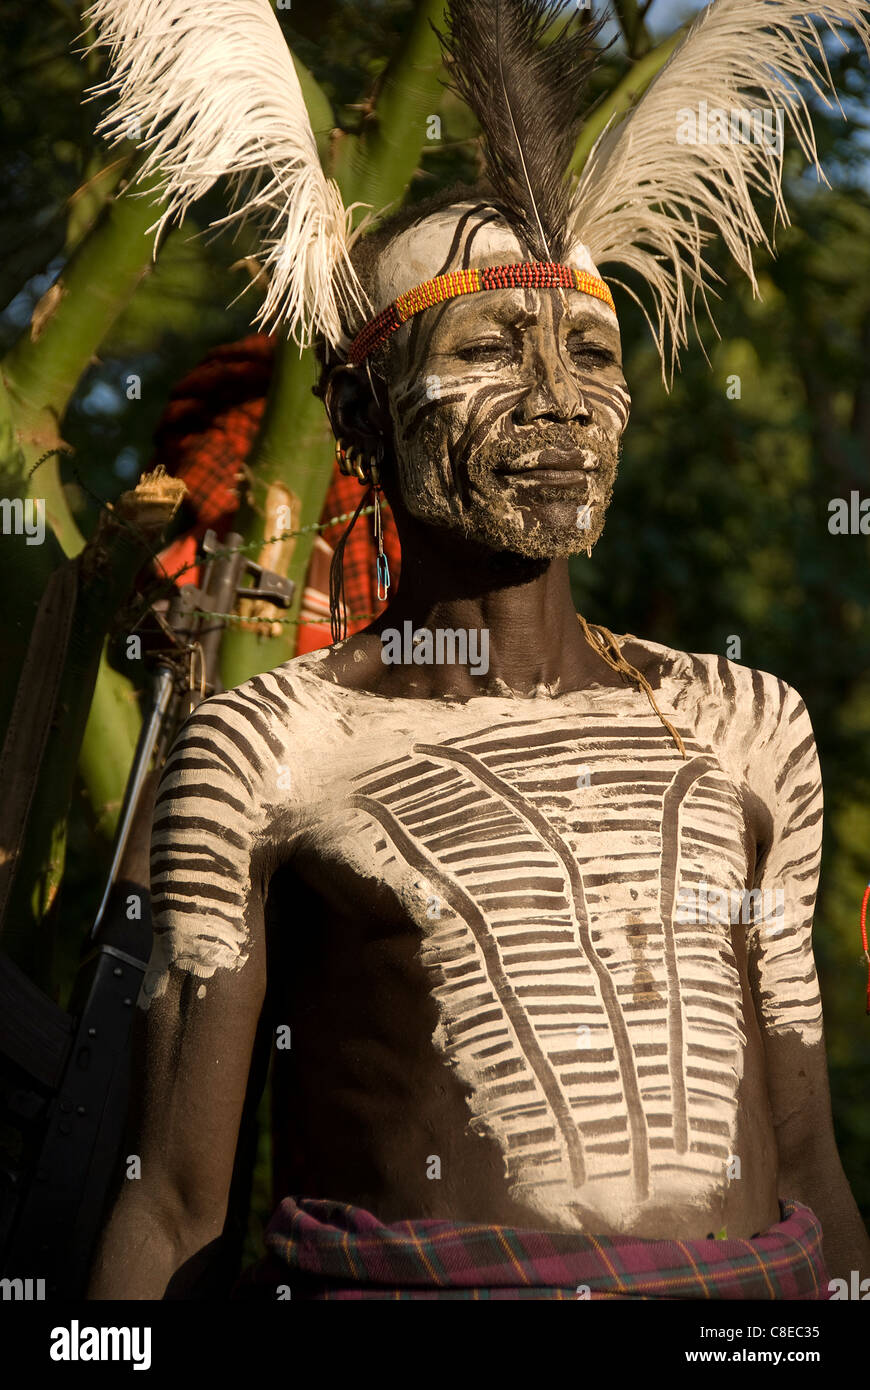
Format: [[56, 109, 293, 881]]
[[147, 641, 824, 1231], [366, 203, 630, 559]]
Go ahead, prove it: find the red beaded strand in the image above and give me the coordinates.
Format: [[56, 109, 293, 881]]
[[346, 262, 616, 366]]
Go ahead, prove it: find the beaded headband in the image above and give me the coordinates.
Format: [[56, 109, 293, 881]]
[[346, 262, 616, 367]]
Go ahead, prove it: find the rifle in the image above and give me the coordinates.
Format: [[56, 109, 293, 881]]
[[0, 533, 293, 1296]]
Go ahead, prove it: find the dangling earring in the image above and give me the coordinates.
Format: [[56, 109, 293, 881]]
[[329, 488, 371, 643], [586, 545, 592, 559], [370, 447, 389, 602], [329, 437, 390, 634], [373, 484, 389, 601]]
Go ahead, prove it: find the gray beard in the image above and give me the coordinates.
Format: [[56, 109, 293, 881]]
[[396, 420, 621, 560]]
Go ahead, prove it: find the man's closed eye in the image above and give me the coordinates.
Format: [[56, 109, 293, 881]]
[[567, 340, 616, 367], [455, 341, 511, 363]]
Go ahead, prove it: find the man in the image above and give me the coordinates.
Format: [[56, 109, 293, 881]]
[[84, 0, 870, 1298], [87, 187, 868, 1300]]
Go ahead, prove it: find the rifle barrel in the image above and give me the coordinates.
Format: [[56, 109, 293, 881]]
[[89, 664, 175, 941]]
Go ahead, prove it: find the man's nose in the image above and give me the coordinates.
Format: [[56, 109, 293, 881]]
[[512, 346, 590, 426]]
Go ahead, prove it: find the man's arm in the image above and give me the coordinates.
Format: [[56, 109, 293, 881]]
[[747, 681, 870, 1282], [88, 693, 275, 1299], [762, 1030, 870, 1283], [88, 945, 266, 1299]]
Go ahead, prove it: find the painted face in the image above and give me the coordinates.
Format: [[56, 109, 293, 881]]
[[371, 202, 631, 559]]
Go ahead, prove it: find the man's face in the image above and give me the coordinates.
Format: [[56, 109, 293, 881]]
[[372, 202, 631, 559]]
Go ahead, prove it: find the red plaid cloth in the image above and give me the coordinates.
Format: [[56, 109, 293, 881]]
[[152, 333, 400, 645], [232, 1197, 830, 1301], [154, 335, 271, 586]]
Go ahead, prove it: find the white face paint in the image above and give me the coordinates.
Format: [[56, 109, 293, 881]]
[[366, 203, 630, 560]]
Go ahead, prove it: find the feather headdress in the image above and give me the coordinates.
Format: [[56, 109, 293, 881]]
[[80, 0, 870, 378], [80, 0, 370, 350], [568, 0, 870, 377], [438, 0, 607, 262]]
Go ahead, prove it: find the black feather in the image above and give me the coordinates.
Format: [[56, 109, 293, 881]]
[[437, 0, 607, 261]]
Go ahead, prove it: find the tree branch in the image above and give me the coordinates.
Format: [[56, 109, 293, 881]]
[[220, 1, 451, 688], [331, 0, 449, 217], [571, 24, 685, 174], [611, 0, 653, 59], [2, 167, 160, 440]]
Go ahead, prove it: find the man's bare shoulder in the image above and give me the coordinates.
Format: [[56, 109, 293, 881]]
[[156, 651, 346, 851], [175, 649, 344, 747], [148, 653, 345, 995], [618, 632, 812, 772]]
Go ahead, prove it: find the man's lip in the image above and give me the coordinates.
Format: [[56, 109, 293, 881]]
[[498, 447, 597, 474], [507, 470, 594, 486], [538, 447, 594, 471]]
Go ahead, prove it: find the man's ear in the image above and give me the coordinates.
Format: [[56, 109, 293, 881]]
[[322, 364, 391, 454]]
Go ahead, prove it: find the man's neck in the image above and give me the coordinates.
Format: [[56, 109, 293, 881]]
[[325, 518, 626, 700]]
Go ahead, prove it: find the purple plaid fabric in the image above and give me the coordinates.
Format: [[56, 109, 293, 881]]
[[232, 1196, 829, 1301]]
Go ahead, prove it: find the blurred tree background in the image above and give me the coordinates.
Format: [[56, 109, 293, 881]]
[[0, 0, 867, 1263]]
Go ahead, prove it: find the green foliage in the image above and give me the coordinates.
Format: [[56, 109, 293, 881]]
[[0, 0, 104, 313]]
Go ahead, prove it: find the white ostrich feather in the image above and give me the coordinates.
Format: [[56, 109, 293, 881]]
[[80, 0, 370, 349], [570, 0, 870, 379]]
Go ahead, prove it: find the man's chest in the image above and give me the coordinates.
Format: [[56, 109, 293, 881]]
[[309, 708, 755, 952], [291, 710, 761, 1209], [151, 656, 806, 1228]]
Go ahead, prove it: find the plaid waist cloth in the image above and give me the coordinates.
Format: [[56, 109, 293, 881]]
[[232, 1196, 829, 1301]]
